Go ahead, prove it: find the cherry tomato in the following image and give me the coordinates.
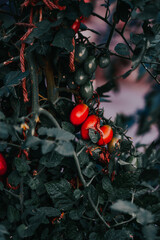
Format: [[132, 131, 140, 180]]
[[70, 104, 89, 125], [0, 153, 7, 176], [80, 81, 93, 99], [81, 115, 99, 140], [97, 125, 113, 146], [71, 19, 81, 33], [84, 56, 97, 75], [108, 135, 121, 153], [98, 54, 110, 68], [74, 68, 89, 86], [75, 44, 88, 63]]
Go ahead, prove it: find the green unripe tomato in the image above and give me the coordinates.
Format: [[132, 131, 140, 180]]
[[75, 44, 88, 63], [124, 156, 138, 172], [74, 68, 89, 86], [108, 135, 121, 153], [98, 54, 110, 68], [80, 81, 93, 99], [84, 56, 97, 75], [67, 79, 77, 90]]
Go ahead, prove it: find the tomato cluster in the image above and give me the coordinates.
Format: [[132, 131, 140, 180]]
[[65, 39, 111, 100], [70, 104, 114, 147]]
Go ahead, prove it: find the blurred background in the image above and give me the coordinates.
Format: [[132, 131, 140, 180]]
[[83, 0, 158, 145]]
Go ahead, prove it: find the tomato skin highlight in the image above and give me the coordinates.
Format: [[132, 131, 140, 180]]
[[97, 125, 113, 146], [70, 104, 89, 126], [71, 19, 81, 33], [0, 153, 7, 176], [81, 115, 99, 140]]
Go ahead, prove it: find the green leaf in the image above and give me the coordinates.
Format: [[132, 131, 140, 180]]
[[7, 205, 20, 223], [0, 122, 9, 139], [41, 140, 55, 154], [14, 157, 30, 176], [7, 170, 21, 186], [0, 111, 5, 121], [136, 208, 154, 225], [89, 129, 100, 143], [62, 121, 75, 133], [79, 2, 93, 17], [24, 136, 41, 149], [89, 232, 99, 240], [0, 225, 9, 235], [40, 152, 64, 167], [115, 43, 130, 56], [82, 162, 95, 178], [55, 141, 74, 156], [37, 207, 61, 217], [102, 177, 114, 195], [69, 206, 84, 220], [45, 179, 73, 211], [73, 189, 82, 200], [111, 200, 138, 215], [38, 127, 75, 141], [25, 20, 53, 42], [28, 177, 40, 190], [4, 71, 29, 87], [142, 224, 157, 240], [0, 182, 4, 191], [52, 29, 75, 52]]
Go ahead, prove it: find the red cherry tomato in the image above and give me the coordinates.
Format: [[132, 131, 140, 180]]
[[97, 125, 113, 146], [0, 153, 7, 176], [81, 115, 99, 140], [71, 19, 81, 33], [70, 104, 89, 125]]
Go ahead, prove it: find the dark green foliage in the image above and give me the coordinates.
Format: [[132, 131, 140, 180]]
[[0, 0, 160, 239]]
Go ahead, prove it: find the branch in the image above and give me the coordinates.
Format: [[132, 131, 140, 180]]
[[38, 108, 60, 129], [111, 216, 135, 228], [73, 152, 87, 187], [4, 188, 20, 199], [27, 53, 39, 115], [92, 11, 159, 84], [88, 192, 110, 229], [44, 58, 58, 103]]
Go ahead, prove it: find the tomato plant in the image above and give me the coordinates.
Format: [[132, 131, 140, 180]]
[[0, 0, 160, 239], [70, 103, 89, 125]]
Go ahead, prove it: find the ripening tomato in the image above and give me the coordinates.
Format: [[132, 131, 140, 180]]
[[81, 115, 99, 140], [70, 104, 89, 125], [0, 153, 7, 176], [108, 135, 121, 153], [97, 125, 113, 146], [71, 19, 81, 33]]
